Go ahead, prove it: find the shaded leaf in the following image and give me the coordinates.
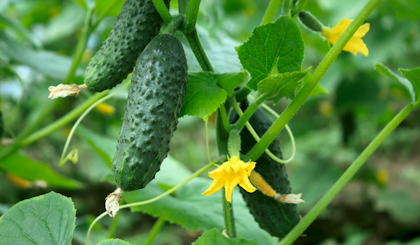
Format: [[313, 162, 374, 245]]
[[215, 72, 247, 97], [0, 192, 76, 245], [237, 15, 304, 90], [76, 125, 116, 169], [375, 63, 415, 102], [0, 151, 82, 189], [258, 67, 311, 104], [192, 229, 258, 245], [97, 239, 131, 245], [399, 66, 420, 104], [96, 0, 124, 18]]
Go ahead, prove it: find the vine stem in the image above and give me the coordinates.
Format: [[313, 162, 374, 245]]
[[244, 0, 383, 162], [205, 118, 212, 163], [279, 103, 415, 244], [152, 0, 172, 23], [233, 94, 267, 131], [261, 0, 283, 25], [219, 104, 230, 133], [222, 188, 237, 238], [59, 81, 130, 166], [144, 218, 166, 245], [85, 160, 219, 245], [231, 99, 295, 164], [184, 30, 214, 72], [107, 212, 119, 239], [184, 0, 201, 33], [0, 92, 108, 161]]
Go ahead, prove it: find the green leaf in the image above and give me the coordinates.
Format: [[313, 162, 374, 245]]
[[258, 67, 311, 104], [216, 72, 247, 97], [76, 125, 116, 169], [237, 15, 304, 90], [96, 0, 124, 18], [124, 164, 277, 245], [296, 73, 328, 98], [97, 239, 131, 245], [399, 66, 420, 104], [192, 229, 258, 245], [375, 63, 415, 102], [0, 151, 81, 189], [0, 192, 76, 245], [181, 73, 229, 120]]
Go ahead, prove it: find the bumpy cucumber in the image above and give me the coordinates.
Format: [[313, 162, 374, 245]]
[[84, 0, 170, 92], [112, 34, 188, 191], [230, 102, 300, 238]]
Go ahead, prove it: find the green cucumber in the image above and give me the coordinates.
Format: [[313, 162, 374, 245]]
[[84, 0, 170, 92], [230, 101, 300, 238], [112, 34, 188, 191]]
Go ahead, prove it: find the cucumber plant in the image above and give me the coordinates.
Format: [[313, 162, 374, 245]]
[[1, 0, 419, 245]]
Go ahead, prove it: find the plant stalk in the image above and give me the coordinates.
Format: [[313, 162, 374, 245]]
[[233, 94, 267, 131], [261, 0, 282, 25], [222, 188, 237, 238], [144, 218, 166, 245], [184, 0, 201, 33], [279, 102, 415, 245], [152, 0, 172, 23], [184, 30, 214, 72], [245, 0, 382, 162]]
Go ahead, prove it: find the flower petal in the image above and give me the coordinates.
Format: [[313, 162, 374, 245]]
[[239, 171, 256, 193], [331, 18, 352, 33], [203, 178, 225, 196], [343, 37, 369, 56], [353, 23, 370, 38]]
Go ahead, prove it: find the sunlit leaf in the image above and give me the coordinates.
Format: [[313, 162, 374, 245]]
[[399, 66, 420, 104], [0, 192, 76, 245]]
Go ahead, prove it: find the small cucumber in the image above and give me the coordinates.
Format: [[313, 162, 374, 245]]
[[230, 102, 300, 238], [84, 0, 170, 92], [112, 34, 188, 191]]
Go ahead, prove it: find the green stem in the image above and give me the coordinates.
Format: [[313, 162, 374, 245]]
[[234, 86, 251, 103], [244, 0, 382, 162], [184, 30, 214, 72], [233, 94, 267, 131], [107, 212, 119, 239], [0, 92, 108, 161], [222, 188, 237, 238], [162, 15, 185, 35], [184, 0, 201, 33], [144, 218, 166, 245], [219, 104, 230, 133], [205, 118, 212, 163], [64, 7, 94, 84], [261, 0, 282, 25], [291, 0, 308, 16], [152, 0, 172, 23], [279, 103, 415, 245], [178, 0, 189, 15]]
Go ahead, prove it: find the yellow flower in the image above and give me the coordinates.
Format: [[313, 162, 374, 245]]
[[95, 103, 115, 115], [203, 156, 256, 202], [321, 18, 370, 56]]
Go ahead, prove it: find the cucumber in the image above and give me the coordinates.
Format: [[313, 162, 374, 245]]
[[112, 34, 188, 191], [230, 102, 300, 238], [84, 0, 170, 92]]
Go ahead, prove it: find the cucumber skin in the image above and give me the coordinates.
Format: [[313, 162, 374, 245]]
[[230, 102, 300, 238], [84, 0, 170, 92], [112, 34, 188, 192]]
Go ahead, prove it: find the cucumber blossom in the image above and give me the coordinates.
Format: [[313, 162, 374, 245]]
[[230, 102, 300, 238], [112, 34, 188, 192], [84, 0, 170, 92]]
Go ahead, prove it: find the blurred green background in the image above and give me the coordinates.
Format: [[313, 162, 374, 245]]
[[1, 0, 420, 244]]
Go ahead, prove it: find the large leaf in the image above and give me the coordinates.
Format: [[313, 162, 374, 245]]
[[399, 66, 420, 104], [192, 229, 258, 245], [0, 151, 81, 189], [181, 72, 245, 120], [237, 15, 304, 90], [124, 164, 277, 245], [258, 67, 311, 104], [0, 192, 76, 245], [97, 239, 130, 245]]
